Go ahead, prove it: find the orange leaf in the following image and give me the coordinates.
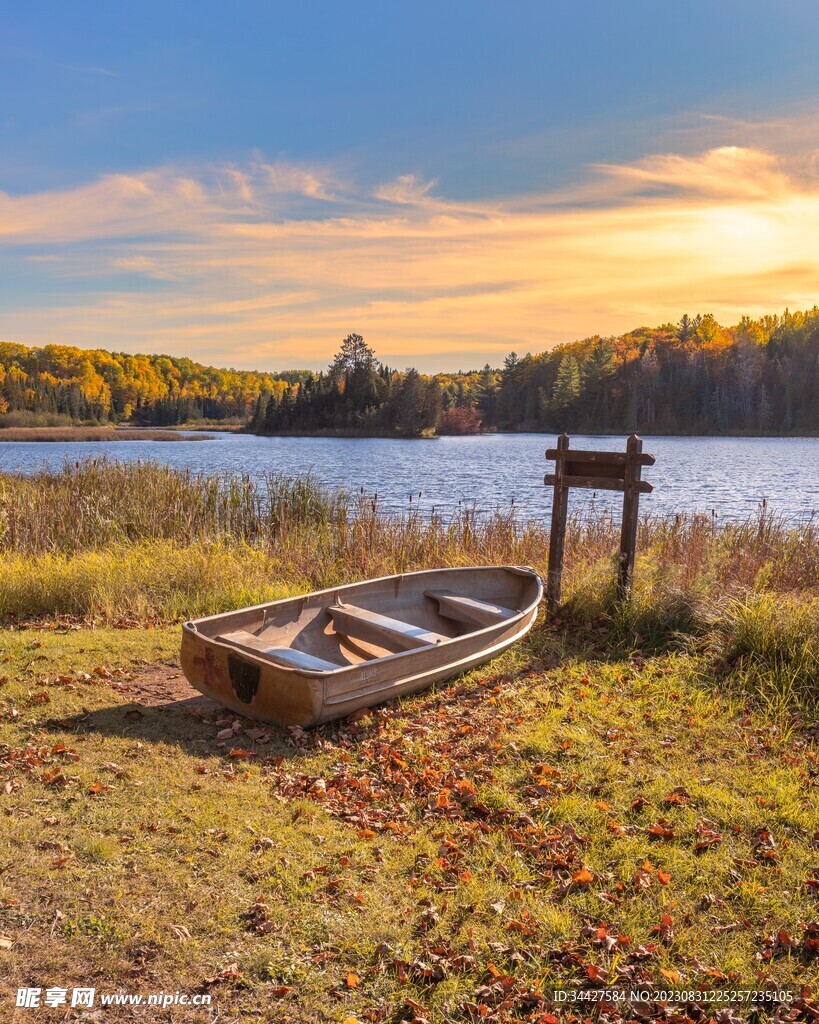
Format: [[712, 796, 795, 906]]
[[657, 869, 672, 885], [572, 867, 594, 885], [661, 968, 681, 984], [345, 971, 360, 989], [41, 767, 66, 786]]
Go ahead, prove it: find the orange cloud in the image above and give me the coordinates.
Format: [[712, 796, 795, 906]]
[[1, 145, 819, 370]]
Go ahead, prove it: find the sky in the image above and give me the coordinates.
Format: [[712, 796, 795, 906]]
[[2, 1, 819, 372]]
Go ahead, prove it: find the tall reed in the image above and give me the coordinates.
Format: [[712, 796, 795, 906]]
[[2, 458, 816, 593], [1, 458, 817, 707]]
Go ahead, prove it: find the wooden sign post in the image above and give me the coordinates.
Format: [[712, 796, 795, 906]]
[[544, 434, 655, 612]]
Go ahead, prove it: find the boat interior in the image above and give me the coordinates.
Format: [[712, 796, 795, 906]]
[[191, 568, 536, 673]]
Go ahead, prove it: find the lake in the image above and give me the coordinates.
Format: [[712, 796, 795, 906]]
[[1, 432, 817, 522]]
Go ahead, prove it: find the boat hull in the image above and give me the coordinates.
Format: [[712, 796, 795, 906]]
[[180, 566, 542, 726]]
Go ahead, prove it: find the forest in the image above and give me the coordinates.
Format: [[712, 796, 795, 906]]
[[1, 306, 817, 434], [436, 307, 819, 435], [0, 342, 286, 426], [248, 333, 441, 437]]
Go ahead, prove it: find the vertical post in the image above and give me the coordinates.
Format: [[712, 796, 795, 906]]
[[617, 433, 643, 600], [546, 433, 570, 614]]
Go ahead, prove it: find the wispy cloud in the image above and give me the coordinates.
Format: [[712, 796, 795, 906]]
[[2, 139, 819, 370], [373, 174, 438, 205], [5, 48, 117, 77]]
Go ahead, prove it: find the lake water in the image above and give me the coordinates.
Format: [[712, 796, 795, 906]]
[[1, 432, 817, 522]]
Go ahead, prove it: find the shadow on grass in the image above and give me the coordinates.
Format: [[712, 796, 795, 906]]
[[33, 615, 650, 755], [42, 696, 304, 760], [33, 593, 725, 759]]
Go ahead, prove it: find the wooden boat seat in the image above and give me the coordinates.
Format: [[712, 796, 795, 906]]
[[425, 590, 516, 627], [218, 630, 338, 671], [329, 603, 448, 651]]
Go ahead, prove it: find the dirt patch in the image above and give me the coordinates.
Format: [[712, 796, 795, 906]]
[[122, 662, 222, 712]]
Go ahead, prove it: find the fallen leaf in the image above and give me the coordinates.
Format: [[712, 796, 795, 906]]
[[650, 912, 675, 942]]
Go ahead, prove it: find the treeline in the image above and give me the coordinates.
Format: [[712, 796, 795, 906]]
[[435, 308, 819, 434], [249, 334, 441, 437], [0, 343, 286, 425], [3, 306, 818, 435]]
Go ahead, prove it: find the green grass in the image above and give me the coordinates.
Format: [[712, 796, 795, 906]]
[[0, 621, 818, 1022], [0, 461, 817, 1020]]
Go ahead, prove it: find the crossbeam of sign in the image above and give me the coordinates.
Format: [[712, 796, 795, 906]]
[[544, 433, 655, 612]]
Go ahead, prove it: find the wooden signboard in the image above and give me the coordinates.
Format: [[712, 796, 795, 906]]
[[544, 433, 655, 612]]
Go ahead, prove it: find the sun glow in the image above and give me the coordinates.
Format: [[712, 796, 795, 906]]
[[2, 145, 819, 369]]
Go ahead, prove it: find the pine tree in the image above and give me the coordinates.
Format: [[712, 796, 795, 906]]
[[551, 355, 581, 410]]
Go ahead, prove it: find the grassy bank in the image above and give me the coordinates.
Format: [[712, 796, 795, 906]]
[[1, 459, 816, 709], [0, 427, 214, 442], [0, 460, 817, 1020]]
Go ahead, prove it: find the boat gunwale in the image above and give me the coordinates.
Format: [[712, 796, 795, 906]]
[[182, 565, 543, 678]]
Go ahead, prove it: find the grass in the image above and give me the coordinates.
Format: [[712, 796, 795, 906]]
[[0, 625, 817, 1022], [0, 460, 817, 1020], [0, 411, 97, 429], [0, 427, 213, 442], [1, 459, 816, 709]]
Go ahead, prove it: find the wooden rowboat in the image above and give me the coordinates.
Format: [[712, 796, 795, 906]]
[[180, 565, 542, 726]]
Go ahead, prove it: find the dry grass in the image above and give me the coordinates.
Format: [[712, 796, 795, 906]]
[[0, 427, 212, 442], [1, 459, 817, 715], [2, 459, 816, 585], [1, 460, 816, 709]]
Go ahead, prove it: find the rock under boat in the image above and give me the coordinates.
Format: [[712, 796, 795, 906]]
[[180, 565, 542, 726]]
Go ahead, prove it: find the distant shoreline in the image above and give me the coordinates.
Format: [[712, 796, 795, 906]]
[[250, 428, 819, 440], [2, 424, 817, 443], [0, 426, 214, 443]]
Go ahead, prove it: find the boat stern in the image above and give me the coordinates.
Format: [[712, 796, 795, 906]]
[[180, 622, 327, 727]]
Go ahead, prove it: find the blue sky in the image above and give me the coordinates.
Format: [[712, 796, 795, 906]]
[[3, 1, 819, 370]]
